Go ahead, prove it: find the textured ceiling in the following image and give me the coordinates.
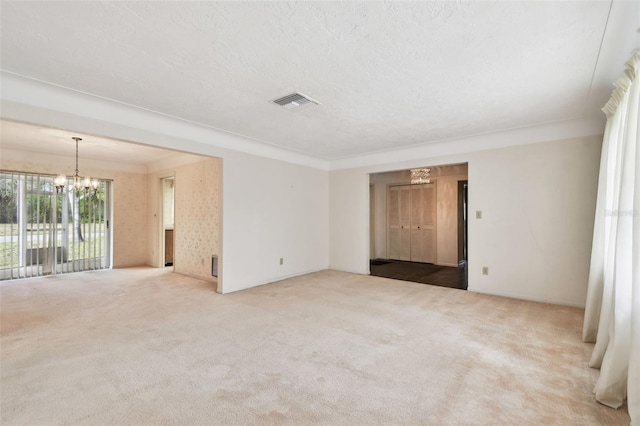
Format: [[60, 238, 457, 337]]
[[0, 1, 613, 160]]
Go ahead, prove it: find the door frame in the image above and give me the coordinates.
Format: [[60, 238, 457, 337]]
[[369, 184, 375, 259], [457, 180, 468, 263]]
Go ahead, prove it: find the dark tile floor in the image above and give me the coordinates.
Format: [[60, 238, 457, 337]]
[[370, 259, 467, 290]]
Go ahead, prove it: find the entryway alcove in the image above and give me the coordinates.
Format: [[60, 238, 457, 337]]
[[369, 163, 468, 290]]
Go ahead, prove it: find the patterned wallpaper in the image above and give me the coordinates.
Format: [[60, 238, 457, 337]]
[[111, 172, 148, 267], [0, 157, 148, 268], [173, 158, 222, 281]]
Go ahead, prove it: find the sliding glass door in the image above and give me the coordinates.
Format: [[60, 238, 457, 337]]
[[0, 171, 111, 280]]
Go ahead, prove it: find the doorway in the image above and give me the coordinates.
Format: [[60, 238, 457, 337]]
[[162, 177, 174, 267], [369, 163, 468, 290]]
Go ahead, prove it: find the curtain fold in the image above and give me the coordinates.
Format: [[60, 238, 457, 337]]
[[583, 51, 639, 424]]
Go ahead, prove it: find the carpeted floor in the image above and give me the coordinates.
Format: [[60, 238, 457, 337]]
[[0, 268, 629, 425]]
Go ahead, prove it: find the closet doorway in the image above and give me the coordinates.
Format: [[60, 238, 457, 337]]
[[387, 183, 437, 263]]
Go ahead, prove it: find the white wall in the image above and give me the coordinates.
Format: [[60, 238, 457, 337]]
[[331, 135, 602, 307], [223, 150, 329, 293], [468, 137, 600, 306], [330, 170, 370, 274]]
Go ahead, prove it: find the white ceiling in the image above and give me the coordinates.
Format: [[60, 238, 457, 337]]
[[0, 120, 178, 165], [0, 1, 632, 161]]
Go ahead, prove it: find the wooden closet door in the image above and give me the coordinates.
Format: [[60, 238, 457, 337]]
[[410, 185, 424, 262], [389, 183, 436, 263], [388, 186, 401, 260], [421, 183, 437, 263], [398, 186, 411, 261], [388, 185, 411, 261]]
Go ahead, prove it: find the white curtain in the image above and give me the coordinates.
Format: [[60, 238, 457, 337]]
[[583, 50, 639, 425]]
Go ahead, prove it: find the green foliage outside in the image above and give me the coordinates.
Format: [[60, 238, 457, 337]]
[[0, 174, 106, 224], [1, 173, 109, 271]]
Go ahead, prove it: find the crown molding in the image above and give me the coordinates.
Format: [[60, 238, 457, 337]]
[[329, 117, 605, 171], [0, 71, 331, 171]]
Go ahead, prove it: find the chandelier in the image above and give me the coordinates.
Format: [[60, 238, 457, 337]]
[[54, 137, 100, 194], [410, 168, 431, 184]]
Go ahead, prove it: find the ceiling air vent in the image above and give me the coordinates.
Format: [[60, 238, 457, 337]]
[[272, 92, 320, 110]]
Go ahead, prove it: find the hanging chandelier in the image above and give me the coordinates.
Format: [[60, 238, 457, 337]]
[[54, 137, 100, 194], [410, 168, 431, 184]]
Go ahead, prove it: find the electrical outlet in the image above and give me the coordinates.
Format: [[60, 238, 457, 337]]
[[476, 211, 482, 219], [280, 258, 284, 265], [482, 266, 489, 275]]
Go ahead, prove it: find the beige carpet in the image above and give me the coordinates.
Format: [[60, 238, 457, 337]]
[[0, 268, 629, 425]]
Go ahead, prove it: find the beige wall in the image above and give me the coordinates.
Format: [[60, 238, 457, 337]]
[[111, 171, 149, 268], [147, 156, 222, 283], [0, 149, 148, 268], [435, 171, 468, 266], [370, 164, 468, 266]]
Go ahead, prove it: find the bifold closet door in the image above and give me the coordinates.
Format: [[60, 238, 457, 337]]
[[388, 186, 400, 260], [388, 183, 437, 264], [410, 185, 424, 262], [415, 183, 436, 263], [388, 185, 411, 261]]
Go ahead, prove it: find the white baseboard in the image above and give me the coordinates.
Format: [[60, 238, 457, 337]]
[[467, 287, 586, 308]]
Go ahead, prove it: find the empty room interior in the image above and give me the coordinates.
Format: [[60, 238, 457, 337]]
[[1, 1, 639, 425]]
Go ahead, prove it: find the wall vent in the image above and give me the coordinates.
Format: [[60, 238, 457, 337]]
[[211, 255, 218, 277], [272, 92, 320, 110]]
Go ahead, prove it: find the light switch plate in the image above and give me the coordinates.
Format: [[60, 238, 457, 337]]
[[476, 211, 482, 219]]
